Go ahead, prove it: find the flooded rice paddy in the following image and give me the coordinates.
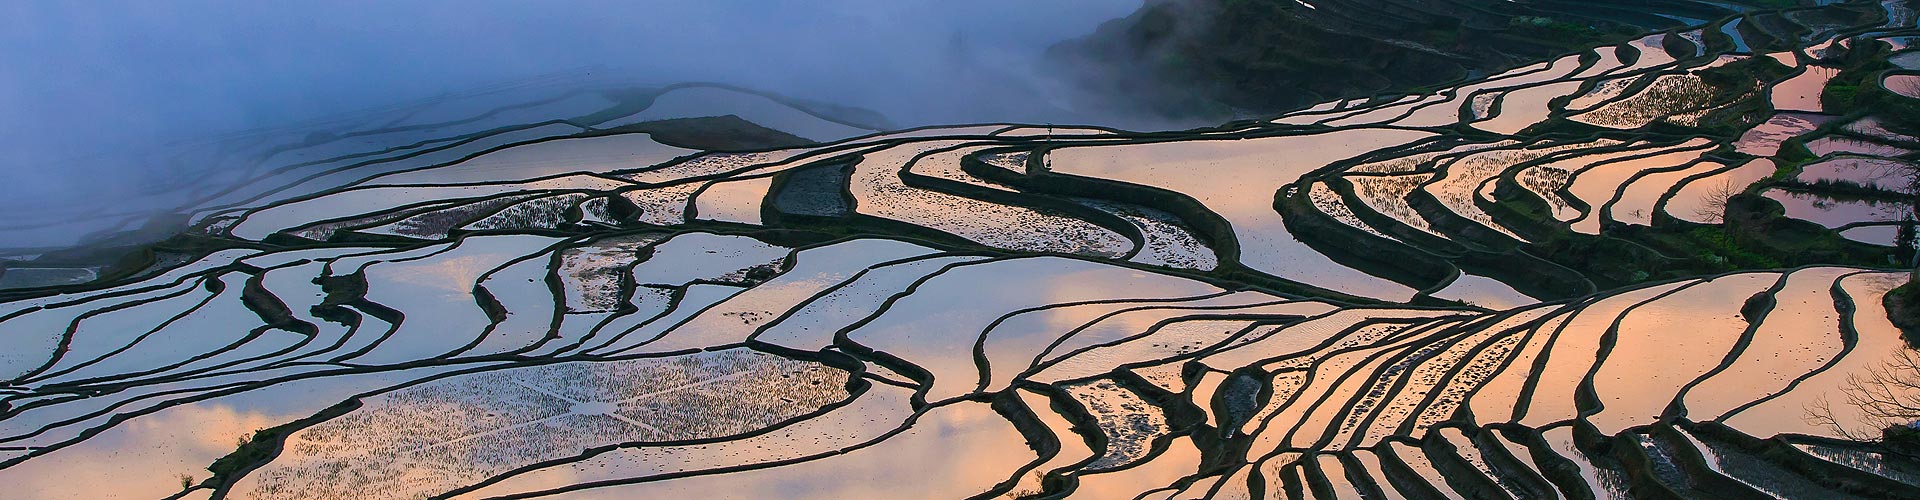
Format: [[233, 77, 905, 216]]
[[13, 2, 1920, 498]]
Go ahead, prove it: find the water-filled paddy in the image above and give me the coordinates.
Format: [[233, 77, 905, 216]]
[[12, 2, 1920, 498]]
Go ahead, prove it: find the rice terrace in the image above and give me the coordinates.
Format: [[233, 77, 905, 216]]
[[11, 0, 1920, 498]]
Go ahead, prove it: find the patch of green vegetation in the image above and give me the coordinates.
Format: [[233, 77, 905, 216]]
[[1494, 181, 1891, 289], [1701, 56, 1796, 85], [206, 426, 281, 481], [1882, 423, 1920, 452], [1418, 24, 1463, 48], [1886, 277, 1920, 346], [1719, 193, 1889, 264], [1825, 81, 1862, 112], [1867, 82, 1920, 129], [1816, 42, 1920, 126], [1680, 226, 1785, 269]]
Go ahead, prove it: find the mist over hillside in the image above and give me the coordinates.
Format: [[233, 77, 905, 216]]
[[0, 0, 1145, 238]]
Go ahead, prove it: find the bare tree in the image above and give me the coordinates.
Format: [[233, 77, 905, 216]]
[[1890, 75, 1920, 101], [1807, 349, 1920, 441], [1695, 178, 1739, 224]]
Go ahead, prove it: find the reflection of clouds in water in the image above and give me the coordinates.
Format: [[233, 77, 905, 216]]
[[11, 7, 1920, 492], [389, 255, 493, 295], [554, 401, 1032, 499], [1042, 268, 1211, 304], [231, 351, 852, 499], [1035, 301, 1184, 341], [1773, 189, 1915, 227], [1030, 268, 1223, 346], [0, 404, 284, 500], [1069, 437, 1202, 499], [1799, 157, 1919, 191]]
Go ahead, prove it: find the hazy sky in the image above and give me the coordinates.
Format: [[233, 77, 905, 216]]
[[0, 0, 1141, 222]]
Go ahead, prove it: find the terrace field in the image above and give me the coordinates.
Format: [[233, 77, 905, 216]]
[[11, 1, 1920, 498]]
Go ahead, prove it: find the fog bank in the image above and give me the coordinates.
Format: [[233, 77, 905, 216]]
[[0, 0, 1145, 230]]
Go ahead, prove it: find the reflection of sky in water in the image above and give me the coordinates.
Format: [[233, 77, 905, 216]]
[[1797, 156, 1918, 191], [1721, 18, 1750, 53], [2, 404, 285, 499], [1734, 113, 1828, 156], [532, 401, 1030, 499], [1767, 188, 1914, 228], [10, 3, 1920, 497], [1892, 50, 1920, 68], [0, 364, 462, 499], [1841, 224, 1905, 246], [1887, 74, 1920, 99]]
